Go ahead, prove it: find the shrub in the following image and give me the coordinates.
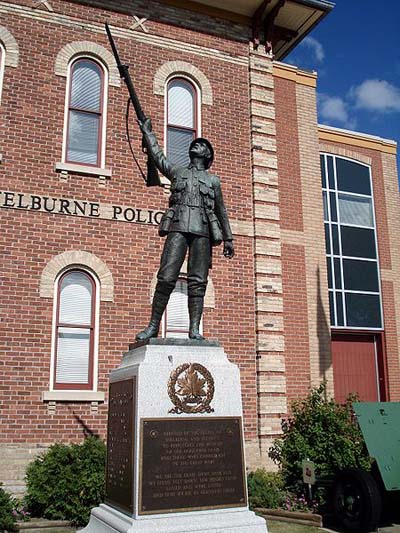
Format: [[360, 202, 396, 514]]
[[0, 484, 18, 533], [247, 470, 286, 510], [284, 492, 320, 514], [12, 499, 30, 523], [25, 437, 106, 527], [269, 382, 372, 492]]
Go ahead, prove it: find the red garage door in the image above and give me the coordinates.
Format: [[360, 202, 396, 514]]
[[331, 334, 380, 404]]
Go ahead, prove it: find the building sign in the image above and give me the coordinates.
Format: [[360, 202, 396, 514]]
[[302, 460, 316, 485], [0, 190, 164, 225]]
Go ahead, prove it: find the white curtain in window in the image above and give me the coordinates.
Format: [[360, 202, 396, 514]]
[[70, 61, 101, 111], [59, 271, 92, 325], [168, 79, 194, 127], [167, 128, 193, 167], [55, 271, 93, 386], [56, 327, 90, 383], [67, 111, 100, 164], [67, 60, 102, 165], [166, 279, 189, 338]]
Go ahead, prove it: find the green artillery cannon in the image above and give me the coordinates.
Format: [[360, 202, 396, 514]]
[[332, 402, 400, 532]]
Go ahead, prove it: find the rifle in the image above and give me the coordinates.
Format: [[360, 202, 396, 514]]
[[105, 23, 160, 187]]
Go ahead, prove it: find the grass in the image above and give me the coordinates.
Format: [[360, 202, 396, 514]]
[[267, 519, 323, 533]]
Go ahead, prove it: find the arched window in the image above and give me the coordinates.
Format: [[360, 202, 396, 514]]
[[64, 58, 106, 167], [166, 78, 198, 166], [53, 270, 98, 390], [321, 154, 382, 329], [0, 42, 5, 105]]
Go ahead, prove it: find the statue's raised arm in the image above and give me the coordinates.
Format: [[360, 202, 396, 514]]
[[139, 118, 176, 182]]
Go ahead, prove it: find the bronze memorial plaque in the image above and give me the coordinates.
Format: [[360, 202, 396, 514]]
[[105, 378, 135, 515], [139, 417, 247, 514]]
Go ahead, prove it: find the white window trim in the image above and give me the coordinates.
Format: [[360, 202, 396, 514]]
[[0, 42, 5, 106], [42, 390, 105, 401], [54, 161, 112, 178], [161, 74, 202, 186], [48, 266, 101, 396], [59, 56, 110, 176]]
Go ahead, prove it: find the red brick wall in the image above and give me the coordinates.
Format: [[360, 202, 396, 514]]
[[380, 280, 400, 399], [281, 243, 311, 399], [0, 1, 258, 443], [274, 76, 303, 233]]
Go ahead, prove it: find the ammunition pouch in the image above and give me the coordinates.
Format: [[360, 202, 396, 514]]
[[158, 208, 175, 236], [207, 211, 223, 246]]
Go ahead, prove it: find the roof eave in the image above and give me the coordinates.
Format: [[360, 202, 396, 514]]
[[277, 2, 333, 60]]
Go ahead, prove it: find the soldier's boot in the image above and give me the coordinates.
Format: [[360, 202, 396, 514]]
[[188, 296, 205, 340], [136, 292, 169, 341]]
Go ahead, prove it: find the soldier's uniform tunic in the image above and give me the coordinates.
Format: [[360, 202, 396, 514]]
[[144, 131, 233, 299]]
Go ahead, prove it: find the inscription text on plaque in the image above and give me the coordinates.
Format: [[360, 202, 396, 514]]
[[105, 378, 135, 515], [139, 417, 247, 514]]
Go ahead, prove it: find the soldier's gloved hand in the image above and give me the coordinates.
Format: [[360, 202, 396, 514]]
[[138, 117, 153, 134], [223, 240, 234, 259]]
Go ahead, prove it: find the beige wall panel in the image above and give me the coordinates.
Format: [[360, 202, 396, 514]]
[[382, 153, 400, 372], [296, 84, 333, 393], [258, 353, 286, 372]]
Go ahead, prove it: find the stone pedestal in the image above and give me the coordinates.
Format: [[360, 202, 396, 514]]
[[80, 339, 267, 533]]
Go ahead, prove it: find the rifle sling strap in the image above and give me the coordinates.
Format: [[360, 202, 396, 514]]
[[125, 98, 147, 184]]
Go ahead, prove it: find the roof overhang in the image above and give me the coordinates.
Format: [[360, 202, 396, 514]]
[[318, 124, 397, 155], [159, 0, 334, 60]]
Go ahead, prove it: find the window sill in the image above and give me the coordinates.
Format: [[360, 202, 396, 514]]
[[55, 162, 112, 179], [42, 390, 105, 402]]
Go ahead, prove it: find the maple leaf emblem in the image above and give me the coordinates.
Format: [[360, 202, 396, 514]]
[[168, 362, 215, 414], [176, 364, 207, 399]]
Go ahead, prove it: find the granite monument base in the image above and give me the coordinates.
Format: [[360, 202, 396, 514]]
[[80, 339, 267, 533]]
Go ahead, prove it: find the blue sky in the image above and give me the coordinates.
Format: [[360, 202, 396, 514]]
[[286, 0, 400, 172]]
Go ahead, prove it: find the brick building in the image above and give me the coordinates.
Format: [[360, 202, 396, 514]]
[[1, 0, 399, 494]]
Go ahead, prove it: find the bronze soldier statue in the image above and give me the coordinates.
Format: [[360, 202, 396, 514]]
[[104, 24, 234, 342], [135, 118, 234, 341]]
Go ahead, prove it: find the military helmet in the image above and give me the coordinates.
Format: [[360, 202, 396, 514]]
[[189, 137, 214, 169]]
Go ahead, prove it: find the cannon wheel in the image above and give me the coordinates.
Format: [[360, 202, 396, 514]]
[[332, 468, 382, 532]]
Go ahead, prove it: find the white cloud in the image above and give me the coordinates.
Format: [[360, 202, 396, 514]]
[[350, 79, 400, 112], [318, 94, 356, 129], [301, 36, 325, 62]]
